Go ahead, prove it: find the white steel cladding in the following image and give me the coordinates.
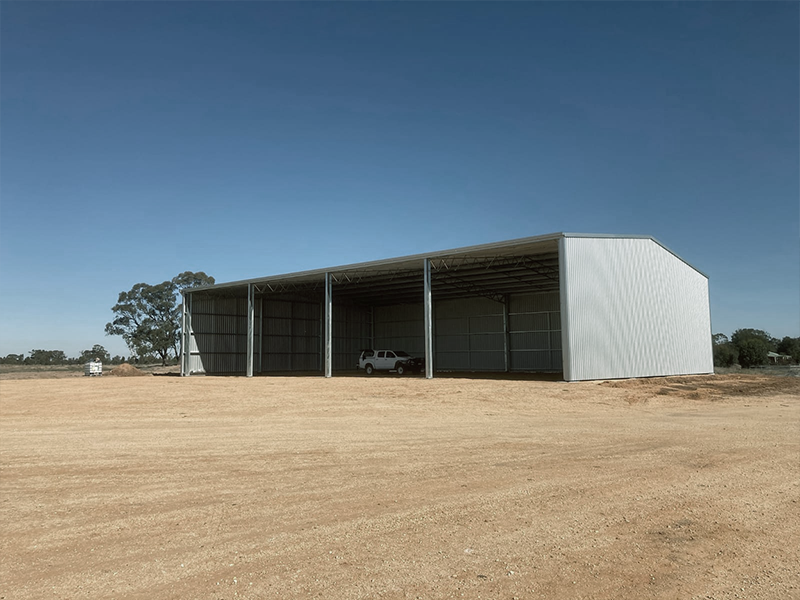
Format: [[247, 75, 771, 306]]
[[561, 236, 713, 381]]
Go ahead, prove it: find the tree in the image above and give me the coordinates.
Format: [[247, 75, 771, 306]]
[[730, 329, 778, 350], [0, 353, 24, 364], [712, 333, 737, 368], [777, 336, 800, 364], [172, 271, 215, 290], [105, 271, 214, 366], [736, 338, 770, 368], [730, 328, 776, 368], [78, 344, 111, 364], [27, 349, 68, 365]]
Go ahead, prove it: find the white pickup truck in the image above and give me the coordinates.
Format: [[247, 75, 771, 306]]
[[357, 349, 424, 376]]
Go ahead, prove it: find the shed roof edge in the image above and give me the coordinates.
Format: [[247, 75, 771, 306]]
[[184, 232, 706, 294]]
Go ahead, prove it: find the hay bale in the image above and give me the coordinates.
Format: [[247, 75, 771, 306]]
[[108, 363, 148, 377]]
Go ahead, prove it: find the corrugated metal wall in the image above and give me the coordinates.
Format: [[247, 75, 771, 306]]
[[334, 304, 372, 371], [187, 296, 371, 374], [431, 293, 561, 372], [188, 296, 248, 374], [508, 292, 562, 371], [561, 237, 713, 381], [186, 291, 564, 375], [374, 304, 424, 356], [258, 299, 322, 372], [435, 297, 505, 370]]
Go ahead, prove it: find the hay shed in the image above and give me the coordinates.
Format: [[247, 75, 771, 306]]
[[180, 233, 713, 381]]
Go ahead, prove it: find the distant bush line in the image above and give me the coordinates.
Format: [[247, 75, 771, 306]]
[[713, 329, 800, 368], [6, 329, 798, 370], [0, 345, 176, 366]]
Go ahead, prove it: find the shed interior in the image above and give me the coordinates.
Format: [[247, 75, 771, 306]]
[[183, 236, 564, 376]]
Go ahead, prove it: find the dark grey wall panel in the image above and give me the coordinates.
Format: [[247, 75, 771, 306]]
[[374, 304, 424, 356], [507, 291, 562, 371]]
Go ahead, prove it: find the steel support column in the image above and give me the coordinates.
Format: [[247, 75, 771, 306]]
[[246, 283, 255, 378], [503, 294, 510, 372], [423, 258, 434, 379], [324, 272, 333, 378], [258, 297, 263, 374], [180, 292, 188, 376], [558, 236, 572, 382]]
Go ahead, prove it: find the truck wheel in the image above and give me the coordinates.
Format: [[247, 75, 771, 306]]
[[365, 364, 374, 375]]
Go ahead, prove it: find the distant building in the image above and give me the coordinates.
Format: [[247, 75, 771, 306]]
[[767, 351, 792, 364]]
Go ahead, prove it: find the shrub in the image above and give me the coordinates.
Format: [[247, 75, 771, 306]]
[[736, 338, 770, 368]]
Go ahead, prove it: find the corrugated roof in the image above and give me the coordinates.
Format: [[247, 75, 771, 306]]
[[184, 232, 703, 306]]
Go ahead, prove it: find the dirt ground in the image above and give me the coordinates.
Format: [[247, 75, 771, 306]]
[[1, 373, 798, 600]]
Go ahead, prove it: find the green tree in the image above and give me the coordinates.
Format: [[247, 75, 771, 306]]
[[730, 328, 776, 368], [712, 333, 737, 368], [78, 344, 112, 364], [172, 271, 216, 290], [736, 338, 770, 368], [730, 329, 777, 350], [105, 271, 214, 366], [28, 349, 68, 365], [777, 336, 800, 364], [0, 353, 24, 364]]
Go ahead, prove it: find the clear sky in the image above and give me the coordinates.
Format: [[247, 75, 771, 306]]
[[1, 2, 798, 359]]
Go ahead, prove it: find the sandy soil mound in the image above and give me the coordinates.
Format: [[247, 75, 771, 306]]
[[599, 373, 800, 403], [108, 363, 147, 377]]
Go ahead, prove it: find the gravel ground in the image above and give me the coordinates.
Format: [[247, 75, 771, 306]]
[[1, 373, 798, 600]]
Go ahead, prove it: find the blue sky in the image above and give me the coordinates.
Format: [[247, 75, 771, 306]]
[[1, 2, 798, 358]]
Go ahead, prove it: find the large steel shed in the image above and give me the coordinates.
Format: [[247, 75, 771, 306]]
[[180, 233, 713, 381]]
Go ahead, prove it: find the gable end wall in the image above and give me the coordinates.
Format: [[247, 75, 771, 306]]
[[562, 237, 713, 381]]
